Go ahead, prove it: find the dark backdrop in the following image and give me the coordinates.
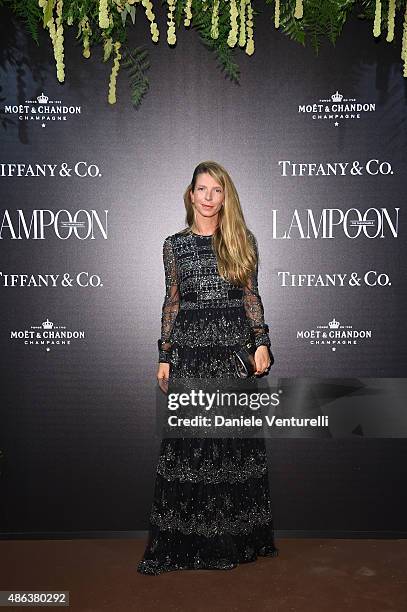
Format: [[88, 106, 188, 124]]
[[0, 4, 406, 537]]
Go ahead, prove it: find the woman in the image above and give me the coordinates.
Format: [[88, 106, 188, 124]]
[[137, 161, 279, 575]]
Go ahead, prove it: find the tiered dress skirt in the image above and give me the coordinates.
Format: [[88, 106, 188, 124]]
[[137, 303, 279, 575]]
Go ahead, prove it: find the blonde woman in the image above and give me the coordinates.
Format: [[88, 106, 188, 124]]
[[138, 161, 279, 574]]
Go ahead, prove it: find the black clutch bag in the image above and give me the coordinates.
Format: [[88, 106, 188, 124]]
[[232, 339, 275, 379], [232, 338, 257, 378]]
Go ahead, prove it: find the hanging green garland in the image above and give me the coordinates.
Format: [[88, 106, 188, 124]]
[[1, 0, 406, 107]]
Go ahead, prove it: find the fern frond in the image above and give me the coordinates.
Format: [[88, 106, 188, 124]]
[[191, 2, 240, 83], [121, 45, 150, 108], [275, 0, 355, 55], [4, 0, 42, 44]]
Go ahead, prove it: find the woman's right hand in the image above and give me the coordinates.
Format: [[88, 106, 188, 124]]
[[157, 362, 170, 394]]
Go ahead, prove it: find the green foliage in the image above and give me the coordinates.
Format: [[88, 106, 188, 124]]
[[174, 0, 186, 28], [0, 0, 43, 44], [306, 0, 355, 53], [357, 0, 406, 24], [1, 0, 407, 106], [190, 0, 240, 83], [357, 0, 377, 19], [121, 45, 150, 108], [266, 0, 355, 54], [43, 0, 56, 27]]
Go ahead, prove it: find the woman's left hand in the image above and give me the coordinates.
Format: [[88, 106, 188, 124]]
[[254, 345, 271, 376]]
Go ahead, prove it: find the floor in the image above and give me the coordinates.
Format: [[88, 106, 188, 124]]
[[1, 538, 406, 611]]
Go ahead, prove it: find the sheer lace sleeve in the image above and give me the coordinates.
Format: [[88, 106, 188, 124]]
[[243, 233, 271, 349], [158, 236, 180, 363]]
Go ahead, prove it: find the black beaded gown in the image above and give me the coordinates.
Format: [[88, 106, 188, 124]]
[[137, 227, 279, 575]]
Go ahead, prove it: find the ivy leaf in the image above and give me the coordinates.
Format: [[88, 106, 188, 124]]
[[122, 3, 136, 25], [121, 6, 128, 27]]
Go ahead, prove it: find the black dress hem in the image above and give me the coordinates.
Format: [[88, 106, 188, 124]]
[[137, 545, 279, 576]]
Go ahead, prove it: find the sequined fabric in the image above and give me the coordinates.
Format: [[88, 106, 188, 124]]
[[137, 229, 278, 575]]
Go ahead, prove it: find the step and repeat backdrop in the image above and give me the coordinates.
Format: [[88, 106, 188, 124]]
[[1, 6, 407, 536]]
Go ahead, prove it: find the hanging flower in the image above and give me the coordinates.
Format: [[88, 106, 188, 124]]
[[227, 0, 239, 48], [386, 0, 395, 43], [38, 1, 54, 51], [373, 0, 381, 37], [211, 0, 219, 39], [108, 41, 122, 104], [79, 16, 92, 58], [38, 0, 64, 82], [150, 22, 159, 43], [402, 2, 407, 77], [294, 0, 303, 20], [48, 18, 57, 56], [245, 0, 254, 56], [103, 35, 113, 61], [142, 0, 159, 42], [99, 0, 110, 29], [238, 0, 247, 47], [275, 0, 280, 29], [55, 0, 65, 82], [184, 0, 193, 27], [167, 0, 176, 45]]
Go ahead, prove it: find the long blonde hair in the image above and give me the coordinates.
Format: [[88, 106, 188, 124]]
[[182, 160, 257, 286]]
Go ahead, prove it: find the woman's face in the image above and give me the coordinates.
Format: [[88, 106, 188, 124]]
[[190, 172, 224, 221]]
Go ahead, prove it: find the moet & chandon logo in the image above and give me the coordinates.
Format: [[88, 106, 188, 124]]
[[298, 91, 376, 126], [296, 318, 373, 351], [10, 318, 86, 351], [3, 92, 82, 129]]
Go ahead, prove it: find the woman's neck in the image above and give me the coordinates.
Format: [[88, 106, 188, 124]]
[[191, 217, 219, 236]]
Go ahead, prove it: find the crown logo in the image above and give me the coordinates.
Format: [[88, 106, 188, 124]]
[[329, 318, 340, 329], [42, 318, 54, 329], [331, 91, 343, 102], [37, 92, 49, 104]]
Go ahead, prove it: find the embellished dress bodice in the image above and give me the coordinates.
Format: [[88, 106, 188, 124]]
[[158, 229, 271, 365]]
